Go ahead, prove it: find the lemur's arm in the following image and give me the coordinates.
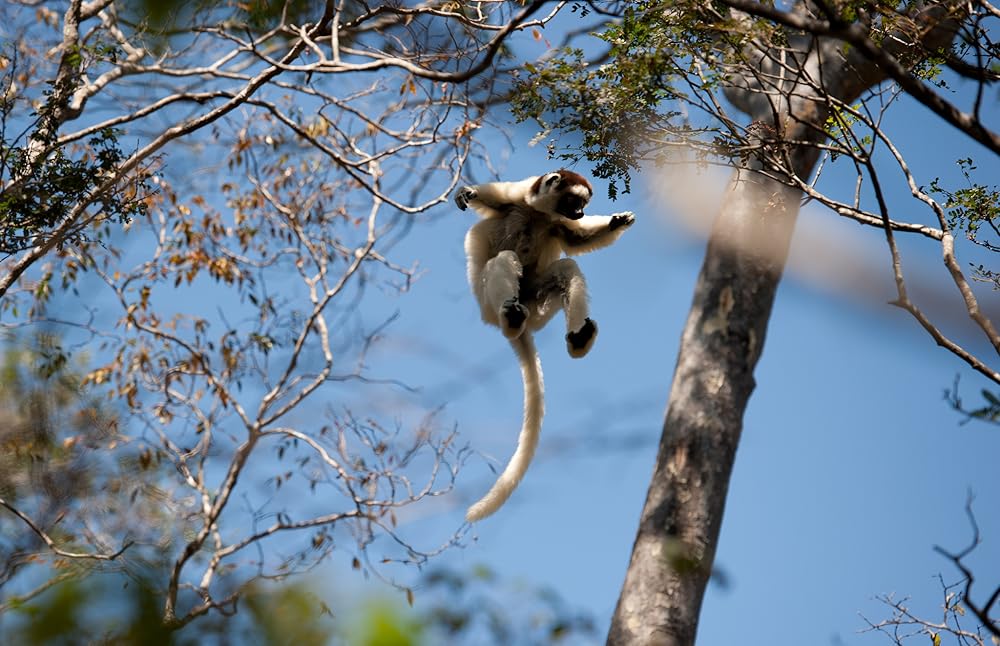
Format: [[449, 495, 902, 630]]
[[454, 176, 539, 217], [556, 212, 635, 255]]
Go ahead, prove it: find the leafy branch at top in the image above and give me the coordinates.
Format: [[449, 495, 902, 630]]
[[0, 51, 150, 257]]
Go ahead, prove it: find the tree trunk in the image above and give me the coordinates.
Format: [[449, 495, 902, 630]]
[[607, 3, 964, 642], [607, 155, 813, 646]]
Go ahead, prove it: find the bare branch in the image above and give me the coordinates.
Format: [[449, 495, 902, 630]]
[[717, 0, 1000, 154], [933, 496, 1000, 639], [0, 497, 133, 561]]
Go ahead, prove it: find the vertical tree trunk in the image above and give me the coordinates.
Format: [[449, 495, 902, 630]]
[[607, 4, 962, 642], [606, 156, 813, 646], [607, 26, 852, 646]]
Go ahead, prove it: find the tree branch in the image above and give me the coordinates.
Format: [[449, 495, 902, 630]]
[[717, 0, 1000, 154], [0, 497, 133, 561]]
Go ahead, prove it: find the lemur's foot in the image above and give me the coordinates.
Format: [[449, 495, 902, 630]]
[[500, 298, 528, 339], [454, 186, 478, 211], [609, 212, 635, 231], [566, 318, 597, 358]]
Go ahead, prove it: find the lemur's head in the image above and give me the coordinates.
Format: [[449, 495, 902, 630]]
[[527, 170, 592, 220]]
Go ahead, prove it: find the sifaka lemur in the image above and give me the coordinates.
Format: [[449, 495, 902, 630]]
[[455, 170, 635, 521]]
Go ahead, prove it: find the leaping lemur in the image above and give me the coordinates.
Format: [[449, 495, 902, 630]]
[[455, 170, 635, 521]]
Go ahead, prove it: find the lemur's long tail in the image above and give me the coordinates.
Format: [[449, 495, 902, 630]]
[[465, 331, 544, 522]]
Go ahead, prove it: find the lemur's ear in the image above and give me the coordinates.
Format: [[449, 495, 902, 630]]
[[544, 173, 561, 187]]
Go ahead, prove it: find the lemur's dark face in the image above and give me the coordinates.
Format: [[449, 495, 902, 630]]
[[543, 171, 592, 220], [556, 191, 588, 220]]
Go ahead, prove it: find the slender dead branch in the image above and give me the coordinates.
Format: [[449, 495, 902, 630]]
[[0, 497, 133, 561], [933, 496, 1000, 639]]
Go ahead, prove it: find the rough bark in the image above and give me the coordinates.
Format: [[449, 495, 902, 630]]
[[607, 151, 817, 646], [608, 3, 964, 642]]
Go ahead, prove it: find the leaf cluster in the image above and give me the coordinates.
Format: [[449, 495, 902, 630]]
[[946, 376, 1000, 426], [0, 118, 149, 255], [0, 333, 112, 503], [929, 158, 1000, 288], [4, 571, 337, 646], [509, 2, 755, 196], [931, 159, 1000, 240]]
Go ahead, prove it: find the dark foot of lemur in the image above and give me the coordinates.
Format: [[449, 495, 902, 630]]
[[500, 298, 528, 339], [566, 318, 597, 358]]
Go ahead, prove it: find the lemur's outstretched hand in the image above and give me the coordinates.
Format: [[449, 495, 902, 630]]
[[609, 212, 636, 231]]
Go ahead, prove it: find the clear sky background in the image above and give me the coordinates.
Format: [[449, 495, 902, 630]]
[[323, 34, 1000, 643]]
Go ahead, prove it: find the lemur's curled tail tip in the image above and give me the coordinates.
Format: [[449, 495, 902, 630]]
[[465, 333, 543, 521]]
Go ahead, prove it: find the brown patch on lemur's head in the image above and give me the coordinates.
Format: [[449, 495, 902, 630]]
[[555, 169, 593, 196], [530, 170, 593, 220]]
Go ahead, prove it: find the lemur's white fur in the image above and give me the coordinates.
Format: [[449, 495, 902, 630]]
[[455, 170, 635, 521]]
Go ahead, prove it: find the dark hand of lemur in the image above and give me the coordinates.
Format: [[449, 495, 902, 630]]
[[609, 212, 635, 231], [454, 186, 478, 211]]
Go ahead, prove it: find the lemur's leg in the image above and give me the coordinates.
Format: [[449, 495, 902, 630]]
[[482, 250, 528, 338], [531, 258, 598, 358]]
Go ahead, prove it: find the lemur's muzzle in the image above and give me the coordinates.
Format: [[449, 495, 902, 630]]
[[557, 193, 587, 220]]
